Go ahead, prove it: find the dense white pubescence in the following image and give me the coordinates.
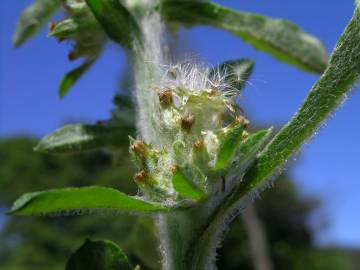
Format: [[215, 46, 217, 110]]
[[131, 8, 250, 208], [133, 9, 239, 149], [160, 61, 237, 96], [133, 12, 165, 146]]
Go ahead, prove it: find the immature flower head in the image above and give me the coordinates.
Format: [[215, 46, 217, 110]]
[[127, 10, 257, 205], [130, 57, 254, 205], [158, 88, 173, 107]]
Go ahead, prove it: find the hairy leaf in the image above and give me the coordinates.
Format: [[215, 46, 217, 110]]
[[10, 186, 168, 215], [34, 124, 133, 154], [239, 4, 360, 200], [13, 0, 61, 47], [85, 0, 141, 48], [172, 167, 205, 200], [66, 239, 131, 270], [159, 1, 328, 73]]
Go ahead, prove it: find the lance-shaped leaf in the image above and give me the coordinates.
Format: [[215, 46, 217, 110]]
[[172, 167, 206, 201], [34, 124, 133, 154], [211, 59, 254, 92], [236, 3, 360, 202], [66, 239, 132, 270], [214, 121, 244, 170], [85, 0, 141, 48], [10, 186, 168, 216], [49, 18, 99, 40], [59, 60, 96, 98], [13, 0, 61, 47], [50, 18, 80, 39], [50, 10, 105, 97], [159, 1, 328, 73]]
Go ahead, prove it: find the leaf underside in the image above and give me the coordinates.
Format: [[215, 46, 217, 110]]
[[159, 0, 328, 73], [13, 0, 61, 47], [34, 124, 133, 154]]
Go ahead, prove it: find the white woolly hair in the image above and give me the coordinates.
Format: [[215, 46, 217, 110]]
[[159, 61, 238, 97], [133, 11, 238, 146], [133, 12, 164, 144]]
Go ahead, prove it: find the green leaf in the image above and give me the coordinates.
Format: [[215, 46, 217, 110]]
[[13, 0, 61, 47], [49, 18, 79, 39], [49, 18, 95, 40], [239, 4, 360, 198], [159, 1, 328, 73], [9, 186, 168, 216], [172, 167, 205, 200], [211, 59, 254, 92], [34, 124, 133, 154], [66, 239, 132, 270], [214, 122, 244, 170], [238, 127, 273, 163], [60, 60, 95, 98], [85, 0, 141, 48]]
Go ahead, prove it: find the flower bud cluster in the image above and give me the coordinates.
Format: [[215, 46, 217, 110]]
[[131, 63, 250, 205]]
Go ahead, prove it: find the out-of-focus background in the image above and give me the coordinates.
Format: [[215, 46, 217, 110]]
[[1, 0, 360, 269]]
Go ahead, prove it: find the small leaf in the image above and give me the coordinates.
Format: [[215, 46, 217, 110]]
[[238, 127, 273, 163], [238, 4, 360, 200], [85, 0, 141, 48], [172, 167, 205, 200], [211, 59, 254, 92], [9, 186, 168, 216], [13, 0, 61, 47], [159, 1, 328, 73], [60, 60, 95, 98], [214, 122, 244, 170], [34, 124, 133, 154], [66, 239, 132, 270], [49, 18, 79, 39]]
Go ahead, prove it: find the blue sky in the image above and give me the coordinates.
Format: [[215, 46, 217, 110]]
[[1, 0, 360, 247]]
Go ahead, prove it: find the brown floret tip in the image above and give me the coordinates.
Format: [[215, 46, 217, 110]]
[[48, 22, 58, 32], [68, 51, 78, 61], [232, 116, 250, 128], [131, 140, 147, 155], [134, 170, 148, 183], [181, 113, 195, 131], [193, 140, 205, 151], [158, 88, 173, 106]]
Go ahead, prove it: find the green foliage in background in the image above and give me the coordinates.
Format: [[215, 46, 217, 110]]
[[0, 138, 357, 269]]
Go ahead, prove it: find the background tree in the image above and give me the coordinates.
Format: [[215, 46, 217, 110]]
[[0, 137, 356, 269]]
